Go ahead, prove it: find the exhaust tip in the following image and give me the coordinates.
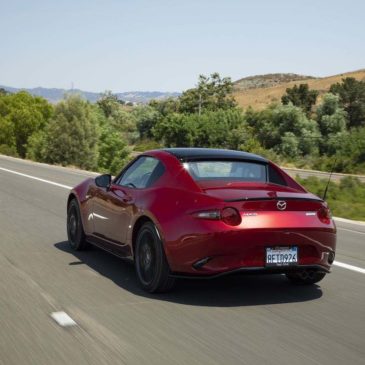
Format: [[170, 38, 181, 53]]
[[328, 251, 335, 265]]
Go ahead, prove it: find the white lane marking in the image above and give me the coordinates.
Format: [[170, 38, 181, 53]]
[[51, 311, 77, 327], [337, 227, 365, 235], [0, 167, 72, 190], [0, 154, 99, 177], [334, 216, 365, 226], [333, 261, 365, 274]]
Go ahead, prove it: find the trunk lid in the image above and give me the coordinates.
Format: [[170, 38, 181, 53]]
[[197, 180, 333, 230], [199, 181, 323, 211]]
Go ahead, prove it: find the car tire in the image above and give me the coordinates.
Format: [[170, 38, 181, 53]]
[[285, 271, 326, 285], [135, 222, 175, 293], [67, 199, 89, 251]]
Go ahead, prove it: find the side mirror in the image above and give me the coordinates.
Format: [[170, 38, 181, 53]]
[[95, 174, 112, 189]]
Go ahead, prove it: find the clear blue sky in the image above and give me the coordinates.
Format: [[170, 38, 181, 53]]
[[1, 0, 364, 92]]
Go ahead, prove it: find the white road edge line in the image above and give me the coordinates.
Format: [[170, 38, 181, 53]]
[[333, 261, 365, 274], [337, 227, 365, 235], [0, 167, 72, 190], [51, 311, 77, 327], [2, 165, 365, 275], [334, 216, 365, 226]]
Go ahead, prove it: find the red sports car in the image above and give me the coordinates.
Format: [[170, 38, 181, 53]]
[[67, 148, 336, 292]]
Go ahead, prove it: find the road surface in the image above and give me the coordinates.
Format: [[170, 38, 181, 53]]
[[282, 166, 365, 183], [0, 155, 364, 365]]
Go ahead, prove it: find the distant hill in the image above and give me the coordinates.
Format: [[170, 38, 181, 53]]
[[3, 68, 365, 108], [0, 85, 180, 104], [233, 69, 365, 109], [234, 73, 315, 91]]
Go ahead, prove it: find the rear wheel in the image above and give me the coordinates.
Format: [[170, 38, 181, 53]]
[[286, 270, 326, 285], [67, 199, 89, 250], [135, 222, 175, 293]]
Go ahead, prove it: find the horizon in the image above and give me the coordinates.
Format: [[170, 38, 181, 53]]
[[1, 0, 365, 92], [2, 67, 365, 94]]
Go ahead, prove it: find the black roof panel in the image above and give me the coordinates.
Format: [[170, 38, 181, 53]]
[[163, 148, 267, 162]]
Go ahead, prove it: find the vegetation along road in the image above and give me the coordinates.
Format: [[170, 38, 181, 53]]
[[0, 155, 365, 365]]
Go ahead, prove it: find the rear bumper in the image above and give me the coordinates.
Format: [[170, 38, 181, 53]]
[[165, 226, 336, 275], [170, 264, 331, 279]]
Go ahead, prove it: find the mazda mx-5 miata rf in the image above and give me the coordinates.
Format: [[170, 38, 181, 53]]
[[67, 148, 336, 292]]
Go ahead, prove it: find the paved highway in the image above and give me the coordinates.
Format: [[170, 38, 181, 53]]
[[283, 167, 365, 183], [0, 154, 364, 365]]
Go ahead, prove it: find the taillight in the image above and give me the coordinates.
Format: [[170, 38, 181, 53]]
[[192, 207, 242, 226], [221, 207, 242, 226], [193, 210, 221, 220], [317, 207, 331, 224]]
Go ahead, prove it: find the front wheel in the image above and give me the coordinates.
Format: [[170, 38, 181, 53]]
[[135, 222, 175, 293], [67, 199, 89, 251], [286, 271, 326, 285]]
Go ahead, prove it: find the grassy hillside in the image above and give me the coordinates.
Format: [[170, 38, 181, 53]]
[[233, 69, 365, 110], [297, 176, 365, 221]]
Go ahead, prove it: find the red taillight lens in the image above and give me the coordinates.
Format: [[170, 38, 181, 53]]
[[192, 207, 242, 226], [317, 207, 331, 224], [221, 207, 242, 226]]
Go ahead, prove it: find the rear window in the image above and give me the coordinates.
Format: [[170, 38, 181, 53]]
[[268, 165, 287, 186], [183, 160, 267, 182]]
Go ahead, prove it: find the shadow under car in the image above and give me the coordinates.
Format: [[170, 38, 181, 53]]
[[54, 241, 323, 307]]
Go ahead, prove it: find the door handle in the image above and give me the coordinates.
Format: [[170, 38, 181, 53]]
[[110, 186, 133, 203], [122, 195, 133, 203]]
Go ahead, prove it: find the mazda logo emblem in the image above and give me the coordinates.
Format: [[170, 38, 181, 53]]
[[277, 200, 287, 210]]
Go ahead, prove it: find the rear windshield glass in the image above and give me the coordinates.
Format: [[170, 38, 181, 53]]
[[184, 160, 267, 182]]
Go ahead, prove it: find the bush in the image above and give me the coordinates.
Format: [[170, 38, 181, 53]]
[[97, 125, 130, 175], [297, 176, 365, 221], [0, 144, 18, 157], [153, 109, 246, 148], [44, 95, 99, 170], [0, 91, 52, 157]]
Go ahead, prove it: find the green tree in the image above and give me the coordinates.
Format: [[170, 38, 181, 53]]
[[316, 93, 348, 155], [149, 98, 180, 116], [282, 84, 319, 116], [179, 73, 237, 114], [247, 104, 319, 157], [329, 77, 365, 128], [97, 91, 125, 117], [153, 113, 195, 147], [153, 109, 246, 148], [97, 91, 137, 143], [0, 91, 52, 157], [317, 93, 347, 134], [26, 130, 48, 161], [44, 95, 99, 170], [98, 124, 129, 175], [332, 127, 365, 173], [279, 132, 300, 158], [132, 105, 160, 139], [0, 88, 8, 96]]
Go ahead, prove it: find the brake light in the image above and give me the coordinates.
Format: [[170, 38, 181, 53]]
[[221, 207, 242, 226], [192, 207, 242, 226], [317, 207, 331, 224]]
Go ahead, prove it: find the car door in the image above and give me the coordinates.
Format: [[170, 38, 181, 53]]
[[92, 156, 161, 248]]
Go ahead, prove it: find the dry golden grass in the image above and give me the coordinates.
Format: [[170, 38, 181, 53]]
[[233, 69, 365, 110]]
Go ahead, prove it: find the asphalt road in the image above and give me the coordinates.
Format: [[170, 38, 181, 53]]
[[0, 154, 364, 365], [282, 167, 365, 183]]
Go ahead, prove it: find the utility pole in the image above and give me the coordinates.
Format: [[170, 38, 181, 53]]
[[198, 92, 202, 117]]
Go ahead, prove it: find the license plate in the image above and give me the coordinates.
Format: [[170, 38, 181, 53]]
[[266, 247, 298, 266]]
